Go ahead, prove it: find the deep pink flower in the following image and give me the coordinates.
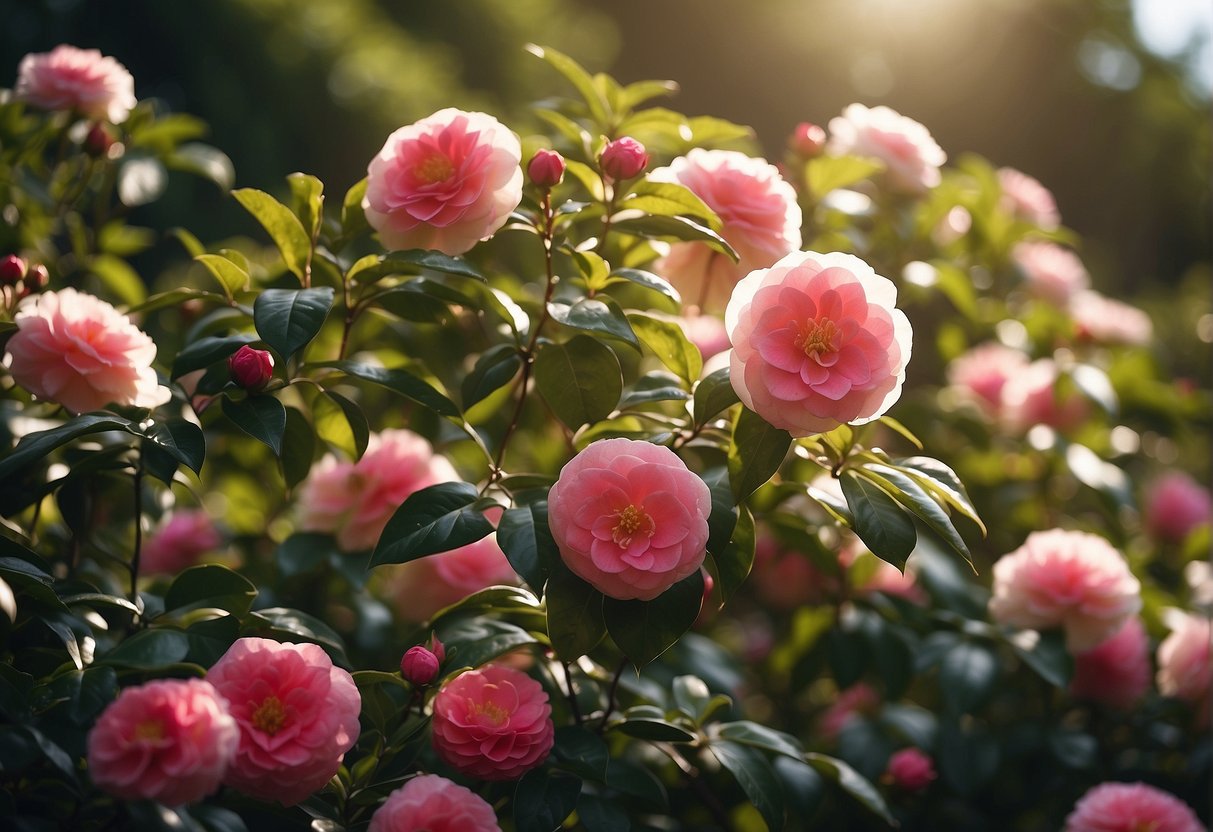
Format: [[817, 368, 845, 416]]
[[1157, 611, 1212, 727], [400, 646, 440, 686], [547, 438, 711, 601], [299, 429, 458, 552], [997, 167, 1061, 230], [1070, 617, 1151, 709], [87, 679, 238, 806], [600, 136, 649, 181], [0, 254, 26, 285], [989, 529, 1142, 652], [141, 510, 222, 576], [364, 108, 522, 255], [3, 288, 169, 413], [431, 665, 554, 781], [946, 342, 1030, 418], [789, 122, 827, 158], [206, 637, 360, 805], [1070, 291, 1153, 346], [369, 774, 501, 832], [16, 44, 136, 123], [227, 345, 274, 390], [385, 534, 518, 622], [827, 103, 946, 194], [885, 748, 936, 792], [998, 358, 1089, 434], [1144, 472, 1212, 545], [1064, 782, 1204, 832], [527, 149, 565, 189], [726, 250, 913, 437], [1013, 241, 1089, 304], [817, 683, 880, 741], [651, 148, 801, 313]]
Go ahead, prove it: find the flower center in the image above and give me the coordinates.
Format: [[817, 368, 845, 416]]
[[251, 695, 288, 735], [469, 700, 509, 726], [797, 319, 839, 359], [612, 504, 654, 547], [134, 719, 164, 742], [415, 153, 455, 184]]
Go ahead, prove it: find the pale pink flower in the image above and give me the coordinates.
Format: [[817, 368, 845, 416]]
[[997, 167, 1061, 230], [369, 774, 500, 832], [1157, 610, 1212, 727], [141, 509, 222, 576], [862, 562, 927, 604], [1144, 472, 1212, 544], [1070, 291, 1153, 346], [87, 679, 238, 806], [884, 748, 936, 792], [827, 103, 946, 194], [946, 342, 1030, 418], [3, 288, 169, 413], [299, 429, 458, 553], [385, 534, 518, 622], [680, 312, 732, 361], [1070, 617, 1151, 709], [998, 358, 1088, 434], [726, 250, 913, 437], [1013, 241, 1089, 304], [16, 44, 136, 123], [989, 529, 1142, 652], [650, 149, 801, 313], [431, 665, 554, 781], [1064, 782, 1204, 832], [206, 637, 360, 805], [364, 108, 522, 255], [817, 683, 880, 741], [547, 437, 711, 601]]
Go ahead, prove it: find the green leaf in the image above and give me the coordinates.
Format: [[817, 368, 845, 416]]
[[896, 456, 986, 534], [232, 188, 312, 280], [606, 267, 681, 306], [247, 607, 349, 666], [718, 721, 804, 760], [313, 390, 369, 460], [839, 471, 916, 570], [803, 752, 895, 826], [620, 371, 691, 408], [496, 502, 559, 591], [860, 464, 972, 565], [577, 794, 631, 832], [627, 311, 702, 384], [514, 769, 582, 832], [611, 214, 738, 261], [253, 287, 335, 360], [937, 719, 1000, 796], [525, 44, 610, 127], [164, 564, 257, 617], [280, 406, 315, 488], [545, 563, 606, 660], [88, 254, 146, 305], [172, 333, 258, 378], [0, 414, 136, 482], [221, 395, 286, 455], [728, 408, 792, 499], [805, 155, 885, 196], [615, 709, 697, 742], [341, 177, 369, 239], [144, 418, 205, 476], [319, 360, 461, 419], [710, 741, 786, 831], [462, 344, 522, 411], [534, 335, 622, 429], [693, 367, 740, 426], [351, 250, 485, 283], [939, 640, 1000, 714], [618, 78, 680, 110], [603, 570, 704, 668], [275, 532, 334, 577], [712, 503, 755, 604], [1008, 629, 1072, 688], [553, 726, 610, 782], [287, 172, 325, 238], [100, 628, 190, 668], [167, 143, 235, 191], [621, 180, 722, 230], [571, 250, 610, 291], [547, 296, 639, 348], [434, 616, 538, 670], [371, 482, 494, 566], [118, 155, 168, 206]]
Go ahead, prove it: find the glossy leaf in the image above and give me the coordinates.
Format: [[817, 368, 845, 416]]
[[939, 640, 1000, 714], [371, 482, 494, 566], [144, 418, 205, 476], [627, 311, 702, 384], [710, 740, 786, 831], [861, 464, 972, 564], [100, 628, 190, 668], [462, 344, 522, 411], [0, 414, 136, 482], [606, 268, 681, 306], [221, 395, 286, 455], [497, 502, 559, 591], [525, 44, 610, 127], [711, 503, 755, 603], [545, 563, 606, 660], [313, 390, 369, 460], [232, 188, 312, 280], [896, 456, 986, 534], [320, 360, 461, 419], [547, 296, 640, 349], [611, 214, 738, 261], [839, 471, 916, 570], [693, 367, 740, 426], [280, 405, 315, 488], [194, 253, 249, 297], [728, 407, 792, 499], [164, 564, 257, 617], [172, 333, 258, 378], [603, 570, 704, 668], [253, 287, 335, 360], [514, 769, 582, 832], [534, 335, 622, 429], [803, 752, 895, 826], [287, 172, 324, 238]]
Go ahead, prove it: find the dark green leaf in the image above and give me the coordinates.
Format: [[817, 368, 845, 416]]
[[1008, 629, 1072, 688], [896, 456, 985, 534], [172, 333, 258, 378], [710, 740, 785, 831], [620, 371, 691, 408], [100, 628, 190, 668], [728, 408, 792, 499], [371, 482, 494, 566], [607, 268, 681, 305], [937, 719, 999, 796], [718, 721, 804, 760], [319, 361, 460, 419], [0, 414, 136, 482], [803, 752, 895, 826], [611, 214, 737, 261], [576, 794, 630, 832], [280, 406, 315, 488], [839, 471, 916, 570], [711, 503, 754, 604], [253, 287, 335, 360], [603, 570, 704, 668], [221, 395, 286, 455], [861, 464, 971, 564], [615, 713, 697, 743], [276, 532, 336, 577], [145, 419, 205, 476], [547, 297, 639, 348], [627, 311, 702, 383], [246, 607, 349, 666], [1049, 729, 1098, 769], [553, 726, 610, 782], [462, 344, 522, 411], [232, 188, 312, 280], [694, 367, 740, 426], [514, 769, 581, 832], [545, 563, 606, 660], [496, 502, 558, 591], [533, 335, 622, 429], [434, 617, 538, 670], [939, 640, 1000, 714], [352, 250, 485, 283], [164, 565, 257, 617]]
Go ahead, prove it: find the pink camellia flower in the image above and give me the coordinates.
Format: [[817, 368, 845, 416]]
[[547, 438, 711, 601], [227, 345, 274, 390], [862, 562, 928, 605], [1064, 782, 1204, 832], [3, 287, 169, 414], [997, 167, 1061, 230], [600, 136, 649, 181], [1157, 610, 1212, 727], [989, 529, 1142, 652], [946, 341, 1030, 418], [369, 774, 501, 832], [827, 103, 946, 194], [206, 637, 360, 805], [1013, 241, 1090, 304], [1070, 617, 1151, 709], [87, 678, 239, 807], [725, 250, 913, 437], [384, 534, 518, 622], [998, 358, 1088, 434], [363, 108, 523, 255], [884, 748, 936, 792], [431, 664, 554, 781], [141, 509, 222, 576], [299, 429, 458, 552], [1143, 472, 1212, 545], [817, 683, 880, 742], [679, 312, 732, 361], [1069, 291, 1153, 346], [16, 44, 136, 124], [650, 149, 801, 313]]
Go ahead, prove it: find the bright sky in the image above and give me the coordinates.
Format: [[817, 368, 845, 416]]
[[1132, 0, 1213, 94]]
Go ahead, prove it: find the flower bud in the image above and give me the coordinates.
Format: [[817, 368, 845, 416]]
[[0, 255, 27, 286], [84, 123, 115, 157], [884, 747, 936, 792], [227, 345, 274, 391], [600, 137, 649, 181], [788, 122, 827, 158], [428, 634, 446, 664], [23, 263, 49, 293], [527, 149, 565, 190], [400, 646, 440, 686]]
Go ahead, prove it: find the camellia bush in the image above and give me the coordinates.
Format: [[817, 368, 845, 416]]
[[0, 42, 1210, 832]]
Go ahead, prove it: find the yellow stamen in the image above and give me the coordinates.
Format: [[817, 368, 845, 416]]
[[134, 720, 164, 741], [415, 154, 455, 183], [251, 696, 287, 735], [797, 319, 838, 358], [612, 505, 654, 548], [470, 700, 509, 725]]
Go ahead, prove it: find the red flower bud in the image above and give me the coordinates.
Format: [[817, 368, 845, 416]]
[[84, 123, 115, 157], [227, 345, 274, 391], [23, 263, 49, 293], [600, 137, 649, 181], [400, 646, 440, 686], [0, 255, 27, 286], [527, 149, 565, 190], [428, 634, 446, 664], [789, 122, 827, 158]]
